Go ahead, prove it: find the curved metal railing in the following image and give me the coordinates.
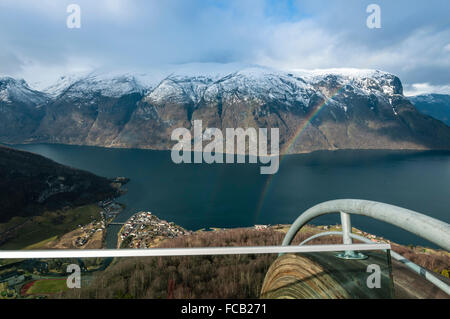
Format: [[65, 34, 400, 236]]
[[282, 199, 450, 250], [281, 199, 450, 295]]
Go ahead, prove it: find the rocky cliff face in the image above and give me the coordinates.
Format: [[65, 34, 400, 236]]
[[1, 65, 450, 153]]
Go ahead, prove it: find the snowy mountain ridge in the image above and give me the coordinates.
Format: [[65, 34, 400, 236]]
[[0, 76, 49, 106], [27, 65, 403, 111], [2, 64, 449, 154]]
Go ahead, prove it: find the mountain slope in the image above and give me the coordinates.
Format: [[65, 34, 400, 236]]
[[1, 65, 450, 153], [0, 77, 50, 143], [409, 94, 450, 126], [0, 145, 120, 223]]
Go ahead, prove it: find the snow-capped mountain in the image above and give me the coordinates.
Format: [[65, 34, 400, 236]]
[[0, 77, 49, 106], [44, 72, 148, 99], [1, 64, 450, 153], [409, 94, 450, 126], [40, 65, 402, 105], [0, 77, 50, 142], [143, 67, 403, 111]]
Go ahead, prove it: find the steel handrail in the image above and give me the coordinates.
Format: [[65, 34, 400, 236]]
[[282, 199, 450, 250]]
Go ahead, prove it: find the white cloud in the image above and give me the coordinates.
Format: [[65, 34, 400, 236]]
[[404, 83, 450, 96], [0, 0, 449, 91], [0, 0, 137, 22], [255, 24, 450, 83]]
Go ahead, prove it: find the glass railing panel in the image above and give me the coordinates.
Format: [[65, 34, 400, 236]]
[[259, 250, 394, 299]]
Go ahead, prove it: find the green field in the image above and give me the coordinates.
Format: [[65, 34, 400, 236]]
[[0, 205, 101, 250], [26, 279, 69, 295]]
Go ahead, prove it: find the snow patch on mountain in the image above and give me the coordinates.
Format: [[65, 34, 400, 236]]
[[0, 77, 49, 106], [42, 74, 86, 98], [44, 71, 149, 99], [410, 93, 450, 104]]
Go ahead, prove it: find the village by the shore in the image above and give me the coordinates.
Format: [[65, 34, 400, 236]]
[[117, 212, 192, 249]]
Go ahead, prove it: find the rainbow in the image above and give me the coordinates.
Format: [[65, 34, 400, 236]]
[[254, 85, 345, 221]]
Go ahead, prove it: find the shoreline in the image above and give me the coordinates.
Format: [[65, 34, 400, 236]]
[[7, 141, 450, 156], [114, 212, 450, 258]]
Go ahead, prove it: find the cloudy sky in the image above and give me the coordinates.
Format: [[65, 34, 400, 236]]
[[0, 0, 449, 95]]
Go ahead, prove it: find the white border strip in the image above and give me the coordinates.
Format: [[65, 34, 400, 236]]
[[0, 243, 390, 259]]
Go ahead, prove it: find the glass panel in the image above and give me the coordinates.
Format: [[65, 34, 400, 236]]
[[259, 250, 394, 299], [0, 249, 393, 299]]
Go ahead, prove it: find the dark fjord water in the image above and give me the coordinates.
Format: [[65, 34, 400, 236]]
[[13, 144, 450, 248]]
